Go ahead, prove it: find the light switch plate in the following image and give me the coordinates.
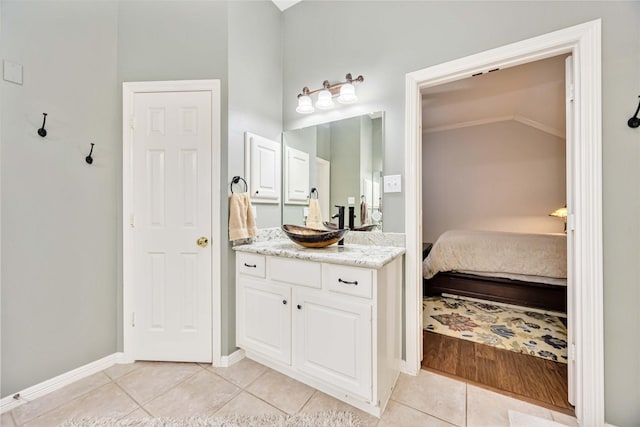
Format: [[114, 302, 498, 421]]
[[347, 196, 355, 205], [383, 175, 402, 193], [3, 60, 23, 85]]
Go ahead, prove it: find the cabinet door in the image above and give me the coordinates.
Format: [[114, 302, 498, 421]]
[[237, 278, 291, 364], [293, 290, 372, 400], [245, 132, 280, 203]]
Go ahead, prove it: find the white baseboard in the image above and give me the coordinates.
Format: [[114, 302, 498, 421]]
[[216, 349, 245, 367], [0, 352, 124, 414]]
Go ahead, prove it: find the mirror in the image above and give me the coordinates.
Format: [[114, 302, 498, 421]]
[[282, 112, 384, 230]]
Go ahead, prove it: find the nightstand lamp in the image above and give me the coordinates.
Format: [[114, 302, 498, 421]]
[[549, 206, 568, 233]]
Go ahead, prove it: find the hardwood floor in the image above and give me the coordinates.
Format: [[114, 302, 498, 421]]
[[422, 330, 574, 415]]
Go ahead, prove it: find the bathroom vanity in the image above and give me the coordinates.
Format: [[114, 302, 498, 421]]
[[233, 241, 404, 417]]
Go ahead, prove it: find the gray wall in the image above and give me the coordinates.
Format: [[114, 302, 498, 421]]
[[1, 1, 120, 396], [281, 2, 639, 425], [1, 0, 282, 396]]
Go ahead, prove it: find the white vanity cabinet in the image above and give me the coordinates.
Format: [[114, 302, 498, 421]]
[[235, 249, 402, 417]]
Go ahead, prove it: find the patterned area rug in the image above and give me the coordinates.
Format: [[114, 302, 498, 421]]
[[423, 296, 568, 363]]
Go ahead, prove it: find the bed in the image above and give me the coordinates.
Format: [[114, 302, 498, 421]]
[[423, 230, 567, 313]]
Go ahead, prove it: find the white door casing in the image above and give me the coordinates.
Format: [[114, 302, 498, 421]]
[[404, 21, 602, 426], [315, 157, 331, 220], [123, 80, 221, 365]]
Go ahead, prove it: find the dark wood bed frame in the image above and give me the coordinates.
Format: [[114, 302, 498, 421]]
[[422, 244, 567, 313]]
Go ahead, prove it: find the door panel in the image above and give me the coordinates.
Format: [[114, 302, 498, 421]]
[[133, 90, 212, 362]]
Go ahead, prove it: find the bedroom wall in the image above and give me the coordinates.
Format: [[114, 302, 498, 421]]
[[422, 120, 566, 243], [282, 2, 640, 425]]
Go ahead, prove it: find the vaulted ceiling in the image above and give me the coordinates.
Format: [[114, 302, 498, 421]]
[[421, 54, 568, 138]]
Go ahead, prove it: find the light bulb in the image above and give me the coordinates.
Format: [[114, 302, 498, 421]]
[[315, 89, 334, 110], [337, 83, 357, 104], [296, 94, 314, 114]]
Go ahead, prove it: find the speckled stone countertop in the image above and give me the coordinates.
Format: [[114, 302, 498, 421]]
[[233, 240, 405, 269]]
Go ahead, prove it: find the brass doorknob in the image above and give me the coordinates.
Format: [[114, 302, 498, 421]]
[[197, 237, 209, 248]]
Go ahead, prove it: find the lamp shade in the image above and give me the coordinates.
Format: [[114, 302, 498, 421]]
[[337, 83, 357, 104], [315, 89, 334, 110], [549, 206, 568, 218], [296, 94, 314, 114]]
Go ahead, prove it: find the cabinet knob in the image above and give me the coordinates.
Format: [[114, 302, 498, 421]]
[[297, 304, 302, 310], [282, 300, 287, 305]]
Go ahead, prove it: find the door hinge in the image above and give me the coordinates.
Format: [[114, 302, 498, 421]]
[[129, 116, 136, 130], [129, 213, 135, 228], [567, 214, 576, 232], [567, 84, 575, 102], [132, 312, 136, 327]]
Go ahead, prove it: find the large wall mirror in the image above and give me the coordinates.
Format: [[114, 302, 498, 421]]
[[281, 112, 384, 230]]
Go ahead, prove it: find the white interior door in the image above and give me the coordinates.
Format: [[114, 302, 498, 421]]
[[131, 90, 213, 362]]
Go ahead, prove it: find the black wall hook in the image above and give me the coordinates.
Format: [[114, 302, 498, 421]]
[[37, 113, 48, 137], [85, 143, 95, 164], [628, 96, 640, 128]]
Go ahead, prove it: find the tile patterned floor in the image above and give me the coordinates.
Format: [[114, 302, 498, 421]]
[[2, 359, 579, 427]]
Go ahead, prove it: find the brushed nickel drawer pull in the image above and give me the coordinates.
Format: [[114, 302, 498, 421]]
[[244, 263, 257, 268], [338, 278, 358, 286]]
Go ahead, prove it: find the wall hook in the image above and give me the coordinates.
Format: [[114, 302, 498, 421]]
[[628, 96, 640, 128], [85, 143, 95, 164], [37, 113, 48, 137]]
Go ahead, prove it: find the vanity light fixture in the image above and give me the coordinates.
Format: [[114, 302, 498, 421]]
[[296, 73, 364, 114]]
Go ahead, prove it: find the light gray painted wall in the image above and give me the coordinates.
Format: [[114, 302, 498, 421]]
[[330, 117, 360, 212], [229, 1, 283, 231], [422, 121, 566, 243], [227, 0, 283, 353], [1, 1, 119, 396], [282, 2, 639, 425]]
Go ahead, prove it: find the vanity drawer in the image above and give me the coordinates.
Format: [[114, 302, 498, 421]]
[[324, 264, 373, 299], [237, 253, 266, 278], [269, 257, 321, 289]]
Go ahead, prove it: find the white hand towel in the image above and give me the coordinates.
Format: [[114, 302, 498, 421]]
[[306, 198, 324, 230], [229, 193, 257, 241]]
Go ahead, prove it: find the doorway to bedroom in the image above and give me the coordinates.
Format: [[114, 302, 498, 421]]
[[420, 54, 572, 413]]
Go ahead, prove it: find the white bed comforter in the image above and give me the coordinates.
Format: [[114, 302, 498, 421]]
[[423, 230, 567, 284]]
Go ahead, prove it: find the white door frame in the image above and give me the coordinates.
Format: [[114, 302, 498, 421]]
[[122, 80, 222, 365], [404, 21, 603, 426]]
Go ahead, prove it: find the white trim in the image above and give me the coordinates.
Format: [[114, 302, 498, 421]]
[[122, 80, 222, 366], [404, 20, 603, 427], [217, 349, 246, 368], [0, 353, 125, 414]]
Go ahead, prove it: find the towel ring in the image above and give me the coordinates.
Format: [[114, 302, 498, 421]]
[[230, 176, 248, 193], [310, 188, 319, 199]]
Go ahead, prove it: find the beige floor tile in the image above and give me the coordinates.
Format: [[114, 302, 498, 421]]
[[120, 407, 152, 420], [143, 370, 239, 417], [208, 357, 268, 388], [466, 385, 553, 427], [378, 401, 457, 427], [22, 382, 138, 427], [103, 362, 140, 380], [214, 391, 285, 418], [391, 370, 466, 426], [299, 391, 380, 427], [246, 370, 315, 415], [550, 410, 579, 426], [1, 412, 16, 427], [11, 372, 111, 425], [115, 361, 202, 404]]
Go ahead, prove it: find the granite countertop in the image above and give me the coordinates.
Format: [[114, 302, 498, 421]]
[[233, 240, 405, 269]]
